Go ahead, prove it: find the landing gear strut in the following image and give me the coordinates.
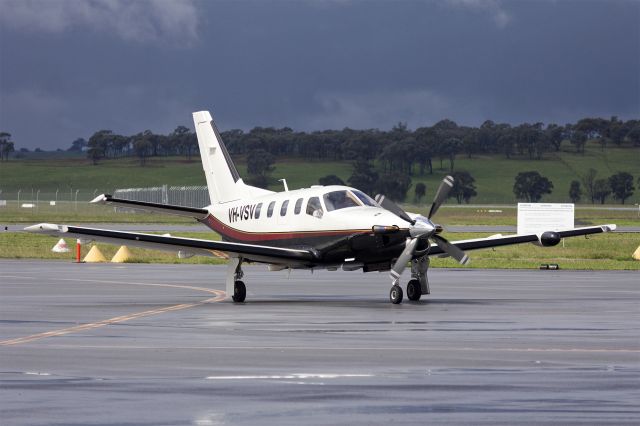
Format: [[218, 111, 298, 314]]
[[226, 257, 246, 302], [388, 255, 431, 304]]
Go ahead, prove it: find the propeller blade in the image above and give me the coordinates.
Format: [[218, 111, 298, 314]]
[[428, 175, 455, 219], [375, 194, 414, 224], [432, 234, 469, 265], [389, 237, 419, 282]]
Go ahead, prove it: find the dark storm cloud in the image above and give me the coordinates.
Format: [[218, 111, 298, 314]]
[[0, 0, 638, 149]]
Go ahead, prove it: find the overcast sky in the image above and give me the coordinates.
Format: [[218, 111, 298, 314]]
[[0, 0, 638, 150]]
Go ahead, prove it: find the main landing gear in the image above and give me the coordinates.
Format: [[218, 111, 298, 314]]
[[233, 280, 246, 303], [388, 256, 431, 304], [227, 257, 247, 302]]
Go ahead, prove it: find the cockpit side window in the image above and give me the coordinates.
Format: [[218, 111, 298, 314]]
[[323, 190, 360, 212], [306, 197, 323, 218]]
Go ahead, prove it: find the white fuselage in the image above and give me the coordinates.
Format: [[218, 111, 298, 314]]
[[200, 185, 408, 247]]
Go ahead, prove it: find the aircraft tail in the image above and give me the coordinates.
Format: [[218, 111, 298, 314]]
[[192, 110, 271, 205]]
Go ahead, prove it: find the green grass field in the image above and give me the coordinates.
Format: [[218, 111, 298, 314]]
[[1, 142, 638, 205], [1, 142, 637, 270], [1, 231, 637, 270]]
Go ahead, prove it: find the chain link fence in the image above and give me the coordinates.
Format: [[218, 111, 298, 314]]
[[113, 185, 210, 208], [0, 185, 210, 218]]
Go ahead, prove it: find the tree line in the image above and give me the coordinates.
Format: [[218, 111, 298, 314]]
[[1, 115, 637, 203], [54, 115, 640, 169]]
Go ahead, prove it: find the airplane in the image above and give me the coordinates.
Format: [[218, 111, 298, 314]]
[[25, 110, 617, 304]]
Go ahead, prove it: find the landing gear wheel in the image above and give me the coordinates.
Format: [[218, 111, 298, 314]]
[[232, 280, 246, 303], [407, 279, 421, 301], [389, 285, 403, 304]]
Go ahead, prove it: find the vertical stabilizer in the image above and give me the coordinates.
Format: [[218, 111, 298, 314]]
[[193, 111, 246, 204]]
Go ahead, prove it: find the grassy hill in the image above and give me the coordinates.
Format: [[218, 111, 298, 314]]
[[0, 142, 638, 205]]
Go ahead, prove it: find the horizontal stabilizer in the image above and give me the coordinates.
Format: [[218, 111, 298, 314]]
[[91, 194, 209, 219]]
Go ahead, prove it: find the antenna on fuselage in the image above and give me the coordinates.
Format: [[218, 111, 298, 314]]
[[278, 179, 289, 192]]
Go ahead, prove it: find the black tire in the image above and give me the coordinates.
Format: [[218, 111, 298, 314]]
[[389, 285, 403, 304], [407, 279, 421, 301], [232, 280, 246, 303]]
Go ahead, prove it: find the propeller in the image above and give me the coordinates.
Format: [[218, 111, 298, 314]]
[[376, 175, 469, 285], [374, 194, 414, 224]]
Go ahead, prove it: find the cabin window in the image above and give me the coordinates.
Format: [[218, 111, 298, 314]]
[[323, 190, 360, 212], [255, 203, 263, 219], [267, 201, 275, 218], [352, 190, 377, 206], [294, 198, 303, 214], [280, 200, 289, 216], [306, 197, 323, 218]]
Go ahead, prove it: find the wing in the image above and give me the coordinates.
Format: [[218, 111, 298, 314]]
[[90, 194, 209, 220], [427, 224, 616, 257], [25, 223, 317, 266]]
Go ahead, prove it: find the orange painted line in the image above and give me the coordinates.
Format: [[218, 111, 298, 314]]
[[0, 277, 227, 346]]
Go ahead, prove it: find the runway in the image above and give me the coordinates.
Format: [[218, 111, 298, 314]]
[[1, 260, 638, 425]]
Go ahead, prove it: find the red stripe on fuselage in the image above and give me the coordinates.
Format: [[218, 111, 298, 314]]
[[199, 213, 370, 242]]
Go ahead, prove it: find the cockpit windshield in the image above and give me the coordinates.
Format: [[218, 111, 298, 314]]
[[352, 190, 378, 207], [323, 190, 362, 212]]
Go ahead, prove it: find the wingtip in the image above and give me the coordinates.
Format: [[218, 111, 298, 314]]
[[603, 224, 617, 232], [24, 223, 62, 233], [90, 194, 108, 204]]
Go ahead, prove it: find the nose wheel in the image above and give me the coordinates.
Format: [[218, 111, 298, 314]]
[[389, 285, 403, 304], [406, 279, 421, 301]]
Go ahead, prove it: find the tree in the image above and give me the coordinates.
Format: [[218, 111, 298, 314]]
[[570, 130, 587, 154], [546, 124, 565, 152], [569, 180, 582, 203], [347, 160, 378, 197], [318, 175, 345, 186], [132, 131, 153, 166], [608, 172, 634, 204], [170, 126, 197, 160], [0, 132, 15, 161], [582, 168, 598, 203], [592, 179, 611, 204], [513, 171, 554, 202], [86, 130, 114, 165], [414, 182, 426, 203], [376, 170, 412, 201], [67, 138, 87, 152], [246, 149, 275, 187], [449, 171, 477, 204], [627, 124, 640, 147], [441, 137, 462, 172]]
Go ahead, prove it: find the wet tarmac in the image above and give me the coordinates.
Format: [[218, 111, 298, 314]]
[[1, 260, 638, 425]]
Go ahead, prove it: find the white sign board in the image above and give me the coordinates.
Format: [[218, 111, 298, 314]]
[[517, 203, 574, 235], [0, 200, 6, 207]]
